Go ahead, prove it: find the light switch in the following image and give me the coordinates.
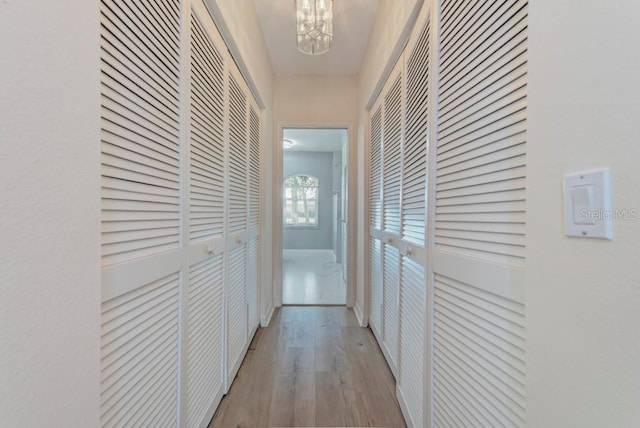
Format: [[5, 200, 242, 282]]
[[572, 185, 595, 225], [563, 168, 613, 239]]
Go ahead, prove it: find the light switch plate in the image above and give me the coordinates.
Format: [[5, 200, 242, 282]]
[[563, 168, 613, 239]]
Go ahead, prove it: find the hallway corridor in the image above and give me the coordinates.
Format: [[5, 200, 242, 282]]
[[209, 307, 406, 427]]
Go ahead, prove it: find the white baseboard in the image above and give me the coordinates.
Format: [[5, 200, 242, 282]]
[[261, 303, 275, 327], [354, 301, 368, 327]]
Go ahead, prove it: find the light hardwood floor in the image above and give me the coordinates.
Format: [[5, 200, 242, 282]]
[[209, 306, 406, 428]]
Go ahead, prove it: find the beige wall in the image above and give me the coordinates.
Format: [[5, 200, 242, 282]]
[[526, 1, 640, 425], [0, 1, 101, 425], [274, 75, 359, 124], [205, 0, 273, 106]]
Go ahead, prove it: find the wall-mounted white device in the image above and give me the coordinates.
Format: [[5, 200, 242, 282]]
[[563, 168, 612, 239]]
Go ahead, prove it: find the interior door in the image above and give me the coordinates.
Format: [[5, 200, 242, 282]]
[[430, 0, 529, 426]]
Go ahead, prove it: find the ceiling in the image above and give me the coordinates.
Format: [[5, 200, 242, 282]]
[[283, 128, 346, 151], [253, 0, 380, 76]]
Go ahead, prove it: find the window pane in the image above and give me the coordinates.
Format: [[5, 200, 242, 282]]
[[283, 174, 319, 226]]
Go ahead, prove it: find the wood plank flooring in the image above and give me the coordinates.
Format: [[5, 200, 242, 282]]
[[209, 306, 406, 428]]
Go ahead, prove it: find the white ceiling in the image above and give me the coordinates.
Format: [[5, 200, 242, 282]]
[[253, 0, 380, 76], [283, 128, 346, 151]]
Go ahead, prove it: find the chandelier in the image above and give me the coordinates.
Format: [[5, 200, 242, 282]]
[[295, 0, 333, 55]]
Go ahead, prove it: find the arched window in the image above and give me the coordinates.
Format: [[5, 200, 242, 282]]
[[284, 174, 319, 226]]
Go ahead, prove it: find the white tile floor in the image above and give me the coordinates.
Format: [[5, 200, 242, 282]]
[[282, 249, 346, 305]]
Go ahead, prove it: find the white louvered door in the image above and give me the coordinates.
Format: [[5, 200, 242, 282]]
[[432, 0, 528, 426], [185, 4, 227, 427], [397, 13, 431, 428], [381, 59, 404, 374], [225, 71, 249, 387], [369, 105, 384, 335], [100, 0, 262, 426], [247, 106, 261, 332], [99, 0, 182, 425]]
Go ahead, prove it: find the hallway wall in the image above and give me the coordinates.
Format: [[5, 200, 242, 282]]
[[0, 1, 101, 425], [527, 0, 640, 425], [273, 75, 358, 307], [273, 75, 358, 124]]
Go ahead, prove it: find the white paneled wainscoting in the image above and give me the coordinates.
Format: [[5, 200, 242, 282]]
[[99, 0, 262, 426], [367, 0, 528, 426]]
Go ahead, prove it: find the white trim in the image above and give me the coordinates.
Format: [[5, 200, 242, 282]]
[[260, 303, 276, 327], [354, 301, 368, 327]]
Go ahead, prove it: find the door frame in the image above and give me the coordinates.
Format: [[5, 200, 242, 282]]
[[273, 121, 356, 308]]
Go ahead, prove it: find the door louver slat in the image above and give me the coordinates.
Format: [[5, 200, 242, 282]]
[[249, 107, 261, 227], [187, 256, 224, 428], [369, 238, 383, 332], [383, 76, 403, 234], [370, 107, 383, 230], [247, 236, 260, 330], [436, 0, 528, 267], [227, 245, 247, 378], [227, 77, 248, 234], [100, 0, 180, 267], [383, 244, 400, 367], [399, 256, 426, 427], [402, 18, 430, 247], [100, 274, 180, 428], [189, 12, 225, 242], [434, 274, 526, 428]]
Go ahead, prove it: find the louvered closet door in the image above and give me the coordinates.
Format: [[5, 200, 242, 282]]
[[226, 243, 247, 382], [186, 255, 224, 428], [246, 106, 261, 331], [185, 4, 227, 427], [369, 105, 383, 334], [189, 8, 226, 243], [99, 0, 182, 425], [226, 70, 250, 387], [433, 0, 528, 426], [101, 274, 181, 428], [227, 75, 248, 236], [381, 62, 403, 373], [397, 14, 431, 428]]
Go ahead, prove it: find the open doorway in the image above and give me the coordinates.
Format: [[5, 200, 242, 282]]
[[281, 128, 347, 305]]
